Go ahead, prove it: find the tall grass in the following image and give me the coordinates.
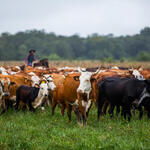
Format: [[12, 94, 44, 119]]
[[0, 107, 150, 150]]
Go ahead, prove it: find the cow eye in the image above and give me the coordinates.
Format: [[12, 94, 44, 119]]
[[73, 76, 79, 81]]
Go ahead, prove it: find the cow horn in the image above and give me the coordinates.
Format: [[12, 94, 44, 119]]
[[92, 68, 101, 75], [64, 72, 68, 77], [77, 67, 82, 73]]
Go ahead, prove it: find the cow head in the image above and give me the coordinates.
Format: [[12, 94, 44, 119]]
[[133, 79, 150, 107], [31, 75, 40, 87], [39, 82, 49, 97], [0, 78, 15, 97], [129, 69, 145, 80], [46, 76, 56, 91], [42, 75, 56, 91], [76, 68, 99, 98], [77, 72, 93, 96]]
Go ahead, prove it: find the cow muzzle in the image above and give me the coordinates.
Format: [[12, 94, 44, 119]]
[[45, 94, 48, 97], [3, 92, 10, 97], [77, 89, 84, 94], [132, 100, 139, 108]]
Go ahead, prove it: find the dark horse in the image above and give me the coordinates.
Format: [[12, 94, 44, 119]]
[[33, 58, 49, 68]]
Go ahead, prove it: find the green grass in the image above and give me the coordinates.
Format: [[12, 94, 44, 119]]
[[0, 106, 150, 150]]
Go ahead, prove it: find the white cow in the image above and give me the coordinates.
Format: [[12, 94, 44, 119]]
[[32, 82, 49, 109]]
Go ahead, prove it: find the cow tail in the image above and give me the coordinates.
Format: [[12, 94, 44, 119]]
[[15, 87, 20, 110], [97, 81, 105, 120]]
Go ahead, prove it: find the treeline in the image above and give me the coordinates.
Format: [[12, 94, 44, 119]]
[[0, 27, 150, 61]]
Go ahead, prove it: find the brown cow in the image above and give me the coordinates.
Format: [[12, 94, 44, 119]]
[[0, 74, 32, 115], [51, 72, 81, 122]]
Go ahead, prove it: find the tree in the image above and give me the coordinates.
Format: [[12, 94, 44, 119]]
[[136, 51, 150, 61]]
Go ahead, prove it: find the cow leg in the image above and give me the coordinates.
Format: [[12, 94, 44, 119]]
[[60, 104, 65, 116], [0, 108, 6, 116], [51, 98, 57, 116], [46, 98, 50, 107], [108, 104, 115, 118], [0, 100, 6, 116], [123, 105, 131, 121], [97, 97, 105, 120], [28, 101, 35, 112], [15, 98, 20, 110], [82, 112, 87, 125], [73, 106, 82, 124], [86, 101, 93, 117], [116, 105, 120, 115], [138, 106, 143, 120], [5, 100, 9, 110], [148, 111, 150, 119], [102, 101, 109, 115], [127, 109, 132, 122], [66, 104, 72, 122], [121, 106, 127, 120], [6, 100, 13, 110], [121, 106, 124, 116]]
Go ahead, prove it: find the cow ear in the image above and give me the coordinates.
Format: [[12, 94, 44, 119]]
[[40, 80, 46, 84], [145, 80, 150, 84], [73, 76, 79, 81], [90, 77, 96, 82], [35, 84, 39, 88], [129, 69, 133, 74], [10, 82, 16, 85], [24, 77, 28, 83]]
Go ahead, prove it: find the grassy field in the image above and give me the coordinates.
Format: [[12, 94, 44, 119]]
[[0, 61, 150, 150], [0, 106, 150, 150], [1, 60, 150, 68]]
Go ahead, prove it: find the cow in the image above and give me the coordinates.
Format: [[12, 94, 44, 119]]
[[51, 84, 65, 116], [0, 74, 32, 115], [97, 77, 150, 121], [95, 69, 134, 115], [15, 82, 49, 111], [0, 77, 16, 115], [73, 69, 101, 125], [50, 72, 81, 123]]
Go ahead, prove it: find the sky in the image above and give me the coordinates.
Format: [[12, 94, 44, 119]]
[[0, 0, 150, 37]]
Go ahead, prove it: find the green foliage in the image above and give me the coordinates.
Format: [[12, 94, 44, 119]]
[[0, 27, 150, 60], [136, 51, 150, 61], [0, 107, 150, 150], [48, 53, 61, 60], [120, 57, 125, 62], [102, 57, 114, 63]]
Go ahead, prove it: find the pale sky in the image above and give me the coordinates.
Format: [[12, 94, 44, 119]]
[[0, 0, 150, 37]]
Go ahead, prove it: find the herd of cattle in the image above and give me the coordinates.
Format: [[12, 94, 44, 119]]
[[0, 64, 150, 125]]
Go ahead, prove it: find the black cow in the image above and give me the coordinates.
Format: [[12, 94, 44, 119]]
[[15, 85, 39, 111], [15, 84, 49, 111], [97, 77, 150, 121]]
